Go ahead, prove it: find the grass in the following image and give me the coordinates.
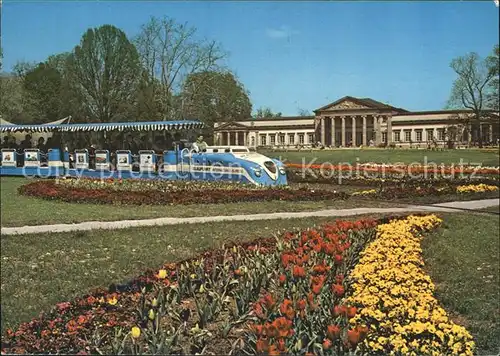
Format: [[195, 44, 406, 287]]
[[422, 213, 500, 355], [0, 177, 397, 227], [259, 148, 500, 166], [0, 214, 392, 332], [478, 205, 500, 213]]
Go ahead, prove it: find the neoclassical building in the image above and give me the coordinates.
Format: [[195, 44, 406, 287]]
[[214, 96, 499, 148]]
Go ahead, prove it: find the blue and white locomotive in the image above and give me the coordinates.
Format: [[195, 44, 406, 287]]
[[0, 120, 287, 186]]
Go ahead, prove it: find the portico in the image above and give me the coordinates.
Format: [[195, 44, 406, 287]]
[[314, 96, 403, 147]]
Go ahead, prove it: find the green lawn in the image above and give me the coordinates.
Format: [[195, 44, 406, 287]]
[[478, 205, 500, 213], [0, 215, 387, 332], [1, 177, 399, 227], [259, 148, 500, 166], [422, 214, 499, 355]]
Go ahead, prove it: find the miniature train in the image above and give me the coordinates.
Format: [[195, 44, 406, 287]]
[[0, 146, 288, 186]]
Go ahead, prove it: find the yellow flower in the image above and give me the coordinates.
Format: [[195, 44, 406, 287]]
[[157, 269, 167, 279], [107, 296, 118, 305], [152, 298, 158, 307], [131, 326, 141, 338], [148, 309, 156, 320]]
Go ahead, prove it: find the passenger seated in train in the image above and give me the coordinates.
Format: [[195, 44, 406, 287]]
[[37, 137, 46, 152], [124, 134, 139, 154], [191, 135, 207, 153]]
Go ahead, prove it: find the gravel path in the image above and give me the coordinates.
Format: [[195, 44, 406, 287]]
[[1, 198, 498, 236]]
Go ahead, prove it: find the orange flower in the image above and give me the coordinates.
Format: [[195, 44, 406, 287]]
[[358, 325, 369, 340], [296, 299, 307, 310], [333, 305, 347, 317], [347, 329, 361, 346], [256, 338, 269, 353], [292, 265, 306, 278], [327, 324, 341, 340], [253, 302, 266, 319], [273, 317, 293, 338], [263, 294, 275, 309], [265, 322, 279, 338], [346, 306, 357, 318], [332, 284, 345, 297], [251, 324, 264, 336], [307, 292, 319, 311], [234, 269, 243, 276], [334, 254, 343, 265], [280, 299, 295, 320], [311, 275, 325, 295], [268, 344, 280, 356], [281, 253, 293, 268], [279, 274, 287, 285], [277, 338, 286, 352], [322, 338, 333, 350], [335, 274, 344, 283], [313, 263, 331, 274]]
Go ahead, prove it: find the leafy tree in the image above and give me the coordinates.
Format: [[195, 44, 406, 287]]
[[253, 106, 282, 119], [134, 16, 226, 120], [181, 71, 252, 128], [447, 47, 498, 147], [486, 45, 499, 112], [65, 25, 141, 123], [0, 73, 25, 123]]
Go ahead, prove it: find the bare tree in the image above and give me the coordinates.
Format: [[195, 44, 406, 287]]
[[447, 50, 497, 147], [297, 108, 311, 116], [134, 16, 227, 120]]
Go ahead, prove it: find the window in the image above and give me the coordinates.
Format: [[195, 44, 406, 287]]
[[382, 132, 387, 143], [415, 130, 423, 142], [393, 130, 401, 142], [404, 130, 412, 142], [426, 129, 434, 141], [299, 134, 305, 144], [260, 135, 266, 146], [437, 129, 445, 141], [288, 134, 295, 145], [279, 134, 285, 144], [270, 135, 276, 146], [307, 133, 314, 143]]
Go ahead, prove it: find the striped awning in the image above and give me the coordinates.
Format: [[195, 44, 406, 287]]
[[0, 120, 204, 133]]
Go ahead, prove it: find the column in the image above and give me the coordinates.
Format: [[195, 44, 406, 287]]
[[321, 117, 326, 145], [362, 115, 367, 146], [294, 132, 299, 146], [216, 132, 221, 145], [331, 117, 336, 147], [235, 132, 239, 146], [387, 116, 393, 145], [341, 116, 346, 147], [374, 115, 380, 145], [351, 116, 357, 147]]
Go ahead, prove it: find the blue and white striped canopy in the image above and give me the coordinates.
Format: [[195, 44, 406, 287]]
[[0, 120, 204, 133]]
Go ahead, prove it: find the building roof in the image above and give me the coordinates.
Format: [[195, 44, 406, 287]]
[[313, 96, 409, 113]]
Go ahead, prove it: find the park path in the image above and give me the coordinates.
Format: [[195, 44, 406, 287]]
[[1, 198, 498, 236]]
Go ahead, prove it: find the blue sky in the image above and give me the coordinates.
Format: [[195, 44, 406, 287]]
[[2, 1, 499, 115]]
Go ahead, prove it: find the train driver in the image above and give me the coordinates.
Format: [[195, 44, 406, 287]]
[[191, 135, 207, 153]]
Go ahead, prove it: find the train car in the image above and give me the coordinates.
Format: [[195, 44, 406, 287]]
[[0, 120, 287, 186]]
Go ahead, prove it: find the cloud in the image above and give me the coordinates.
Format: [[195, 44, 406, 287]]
[[265, 26, 299, 40]]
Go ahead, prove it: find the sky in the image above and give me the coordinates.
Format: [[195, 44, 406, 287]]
[[1, 1, 499, 116]]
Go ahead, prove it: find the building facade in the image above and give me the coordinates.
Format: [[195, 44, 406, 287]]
[[214, 96, 499, 148]]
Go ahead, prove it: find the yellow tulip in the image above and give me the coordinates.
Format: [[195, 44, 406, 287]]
[[131, 326, 141, 339], [157, 269, 167, 279], [148, 309, 156, 320]]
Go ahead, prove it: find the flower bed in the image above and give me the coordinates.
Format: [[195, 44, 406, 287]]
[[345, 215, 475, 355], [286, 163, 500, 175], [1, 214, 474, 355], [286, 165, 500, 186], [18, 179, 349, 206]]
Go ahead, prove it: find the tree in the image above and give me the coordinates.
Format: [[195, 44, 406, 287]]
[[486, 45, 499, 111], [21, 62, 66, 123], [134, 16, 226, 120], [65, 25, 141, 123], [297, 108, 311, 116], [0, 73, 25, 123], [181, 71, 252, 128], [447, 48, 497, 147], [253, 107, 282, 119]]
